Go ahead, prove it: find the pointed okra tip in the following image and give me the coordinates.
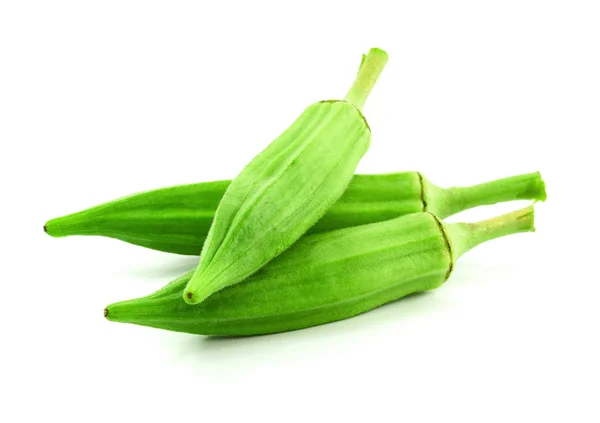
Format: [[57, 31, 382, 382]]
[[104, 297, 142, 321], [103, 302, 131, 322], [182, 271, 215, 305], [184, 291, 197, 304], [43, 218, 61, 236], [182, 279, 215, 305], [43, 220, 59, 237], [103, 304, 122, 322], [183, 288, 207, 305], [43, 218, 65, 237]]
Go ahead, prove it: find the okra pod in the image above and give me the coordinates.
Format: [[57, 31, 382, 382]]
[[45, 172, 546, 255], [105, 206, 536, 336], [182, 48, 388, 304]]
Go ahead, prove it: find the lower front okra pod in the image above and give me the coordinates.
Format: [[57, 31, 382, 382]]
[[105, 206, 536, 336]]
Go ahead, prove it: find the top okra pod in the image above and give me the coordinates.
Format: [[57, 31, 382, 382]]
[[44, 171, 547, 256], [182, 48, 389, 304]]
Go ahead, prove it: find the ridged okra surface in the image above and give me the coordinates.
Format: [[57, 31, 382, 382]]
[[105, 207, 535, 336]]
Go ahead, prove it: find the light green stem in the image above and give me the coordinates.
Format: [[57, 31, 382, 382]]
[[426, 172, 547, 218], [344, 48, 388, 110], [445, 206, 536, 260]]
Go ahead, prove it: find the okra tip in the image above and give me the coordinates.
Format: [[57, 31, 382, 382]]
[[183, 281, 213, 305], [184, 290, 200, 305], [43, 219, 60, 237]]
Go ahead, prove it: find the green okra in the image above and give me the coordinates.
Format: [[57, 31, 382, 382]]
[[182, 48, 388, 304], [45, 171, 546, 256], [105, 206, 536, 336]]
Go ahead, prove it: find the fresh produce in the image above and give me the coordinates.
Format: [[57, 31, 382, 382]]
[[182, 48, 388, 304], [44, 171, 546, 255], [105, 206, 535, 336], [43, 47, 543, 342]]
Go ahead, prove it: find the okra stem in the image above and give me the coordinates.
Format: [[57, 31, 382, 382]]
[[446, 206, 536, 260], [344, 48, 389, 110], [427, 172, 547, 218]]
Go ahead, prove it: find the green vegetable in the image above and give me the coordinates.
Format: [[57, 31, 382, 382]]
[[105, 206, 536, 336], [45, 172, 546, 256], [181, 48, 388, 304]]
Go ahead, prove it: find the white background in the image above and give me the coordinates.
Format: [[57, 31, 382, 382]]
[[1, 1, 599, 422]]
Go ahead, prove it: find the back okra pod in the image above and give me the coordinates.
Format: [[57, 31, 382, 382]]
[[45, 171, 546, 256], [105, 206, 536, 336]]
